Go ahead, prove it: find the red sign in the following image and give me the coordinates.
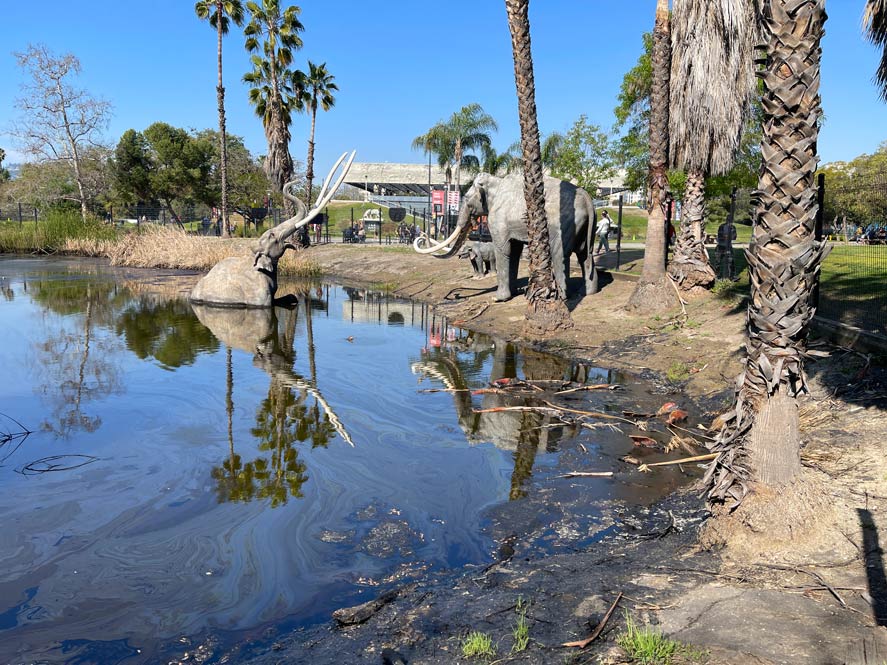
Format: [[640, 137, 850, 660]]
[[432, 190, 445, 215]]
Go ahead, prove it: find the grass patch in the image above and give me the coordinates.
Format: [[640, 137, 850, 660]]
[[461, 630, 496, 660], [617, 614, 703, 664], [666, 361, 691, 383], [512, 597, 530, 654], [0, 212, 118, 253]]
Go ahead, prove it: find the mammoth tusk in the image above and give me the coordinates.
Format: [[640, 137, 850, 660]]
[[279, 151, 356, 231], [413, 224, 462, 255]]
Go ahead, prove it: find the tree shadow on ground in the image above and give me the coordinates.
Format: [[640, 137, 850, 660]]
[[859, 508, 887, 627]]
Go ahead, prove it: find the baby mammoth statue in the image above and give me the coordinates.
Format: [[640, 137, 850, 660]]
[[457, 241, 497, 279]]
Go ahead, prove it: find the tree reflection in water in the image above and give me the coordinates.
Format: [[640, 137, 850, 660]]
[[200, 296, 340, 507], [31, 279, 126, 437], [414, 330, 585, 500]]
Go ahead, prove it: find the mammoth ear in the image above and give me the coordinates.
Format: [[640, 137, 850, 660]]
[[254, 253, 274, 274]]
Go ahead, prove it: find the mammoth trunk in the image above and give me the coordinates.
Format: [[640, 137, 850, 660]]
[[432, 218, 472, 259]]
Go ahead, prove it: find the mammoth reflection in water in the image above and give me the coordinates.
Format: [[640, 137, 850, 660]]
[[193, 297, 352, 507], [414, 332, 602, 500]]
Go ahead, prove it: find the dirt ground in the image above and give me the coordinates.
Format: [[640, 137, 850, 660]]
[[167, 244, 887, 665]]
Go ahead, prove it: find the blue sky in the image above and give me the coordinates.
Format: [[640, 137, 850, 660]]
[[0, 1, 884, 171]]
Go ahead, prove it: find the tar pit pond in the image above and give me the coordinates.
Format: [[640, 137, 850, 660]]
[[0, 257, 704, 664]]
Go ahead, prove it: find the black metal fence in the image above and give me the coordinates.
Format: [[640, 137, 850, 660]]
[[817, 174, 887, 336]]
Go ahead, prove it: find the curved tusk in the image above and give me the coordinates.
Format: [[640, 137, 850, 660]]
[[413, 224, 462, 255], [285, 151, 357, 230]]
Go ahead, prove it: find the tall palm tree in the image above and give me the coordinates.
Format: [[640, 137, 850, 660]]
[[705, 0, 828, 505], [667, 0, 759, 292], [864, 0, 887, 97], [504, 0, 573, 333], [446, 103, 498, 192], [243, 0, 304, 216], [296, 61, 338, 206], [626, 0, 680, 313], [195, 0, 244, 238]]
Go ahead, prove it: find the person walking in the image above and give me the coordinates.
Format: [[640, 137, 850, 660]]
[[596, 210, 612, 254], [715, 216, 737, 280]]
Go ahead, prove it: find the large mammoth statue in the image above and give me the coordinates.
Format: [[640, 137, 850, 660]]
[[414, 173, 598, 301], [190, 152, 355, 308]]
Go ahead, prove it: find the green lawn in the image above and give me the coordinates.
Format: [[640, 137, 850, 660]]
[[598, 206, 753, 243]]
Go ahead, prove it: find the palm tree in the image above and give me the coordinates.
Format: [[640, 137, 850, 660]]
[[296, 61, 338, 206], [865, 0, 887, 97], [667, 0, 759, 292], [541, 132, 564, 171], [705, 0, 828, 505], [195, 0, 244, 238], [446, 103, 498, 192], [504, 0, 573, 333], [626, 0, 680, 313], [243, 0, 304, 216]]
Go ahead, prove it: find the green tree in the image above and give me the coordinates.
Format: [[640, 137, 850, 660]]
[[195, 0, 245, 237], [626, 0, 680, 313], [667, 0, 760, 292], [296, 61, 338, 206], [111, 129, 154, 205], [0, 148, 10, 182], [504, 0, 573, 332], [243, 0, 305, 216], [111, 123, 214, 225], [550, 115, 615, 193], [613, 32, 653, 194]]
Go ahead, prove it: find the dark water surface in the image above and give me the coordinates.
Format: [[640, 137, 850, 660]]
[[0, 257, 688, 664]]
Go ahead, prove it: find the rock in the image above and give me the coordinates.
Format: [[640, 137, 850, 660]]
[[190, 256, 275, 308], [332, 589, 399, 626]]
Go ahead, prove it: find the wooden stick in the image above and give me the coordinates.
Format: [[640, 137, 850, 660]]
[[541, 400, 638, 424], [637, 453, 718, 472], [557, 471, 614, 479], [554, 383, 616, 395], [562, 592, 623, 648]]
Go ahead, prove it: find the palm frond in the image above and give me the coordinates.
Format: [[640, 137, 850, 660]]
[[669, 0, 762, 175], [864, 0, 887, 99]]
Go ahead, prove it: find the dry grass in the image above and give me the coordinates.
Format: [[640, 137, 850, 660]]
[[95, 226, 323, 276], [107, 226, 248, 270]]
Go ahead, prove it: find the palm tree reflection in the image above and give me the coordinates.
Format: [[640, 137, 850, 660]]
[[414, 332, 580, 500], [197, 296, 344, 507]]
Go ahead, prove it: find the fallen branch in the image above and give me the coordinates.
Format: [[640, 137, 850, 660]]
[[541, 400, 638, 424], [562, 592, 623, 649], [555, 383, 618, 395], [637, 453, 718, 473], [473, 406, 564, 415], [557, 471, 614, 479]]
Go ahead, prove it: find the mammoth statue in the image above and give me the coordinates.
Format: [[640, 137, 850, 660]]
[[414, 173, 598, 301], [190, 152, 355, 308], [457, 240, 497, 279]]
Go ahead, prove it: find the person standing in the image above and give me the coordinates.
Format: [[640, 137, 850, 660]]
[[716, 216, 738, 280], [596, 210, 612, 254]]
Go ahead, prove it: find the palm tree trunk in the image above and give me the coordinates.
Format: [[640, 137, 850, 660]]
[[504, 0, 573, 334], [627, 0, 679, 313], [668, 168, 716, 291], [704, 0, 829, 506], [305, 103, 317, 207], [217, 5, 230, 238]]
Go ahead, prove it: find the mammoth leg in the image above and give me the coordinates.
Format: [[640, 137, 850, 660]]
[[470, 254, 484, 279], [494, 240, 521, 301]]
